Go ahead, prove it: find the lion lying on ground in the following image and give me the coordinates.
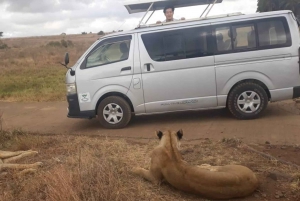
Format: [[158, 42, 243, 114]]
[[0, 150, 42, 177], [132, 130, 259, 200]]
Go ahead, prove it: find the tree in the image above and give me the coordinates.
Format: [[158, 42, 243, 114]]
[[98, 31, 104, 35], [257, 0, 300, 19], [280, 0, 300, 19], [0, 32, 3, 37]]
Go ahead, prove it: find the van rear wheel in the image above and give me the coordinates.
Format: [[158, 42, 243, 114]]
[[227, 82, 268, 120], [97, 96, 132, 129]]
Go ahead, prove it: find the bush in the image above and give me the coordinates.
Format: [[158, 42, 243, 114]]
[[61, 39, 68, 48], [98, 31, 105, 35], [67, 40, 74, 47], [46, 40, 74, 48], [46, 41, 62, 47], [0, 43, 8, 49], [0, 40, 8, 49]]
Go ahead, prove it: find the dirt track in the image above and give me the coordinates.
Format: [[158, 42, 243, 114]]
[[1, 100, 300, 145]]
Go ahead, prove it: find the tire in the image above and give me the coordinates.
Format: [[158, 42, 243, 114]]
[[227, 82, 268, 120], [97, 96, 132, 129]]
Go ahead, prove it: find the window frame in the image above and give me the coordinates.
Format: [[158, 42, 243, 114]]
[[212, 17, 292, 55], [141, 25, 214, 62], [80, 35, 132, 70]]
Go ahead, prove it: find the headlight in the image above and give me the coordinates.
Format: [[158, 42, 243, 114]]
[[66, 83, 77, 95]]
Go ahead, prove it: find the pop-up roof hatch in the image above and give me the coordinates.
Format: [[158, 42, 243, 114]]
[[124, 0, 223, 27]]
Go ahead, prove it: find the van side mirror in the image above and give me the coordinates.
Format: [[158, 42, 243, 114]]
[[65, 52, 69, 65], [59, 52, 75, 76]]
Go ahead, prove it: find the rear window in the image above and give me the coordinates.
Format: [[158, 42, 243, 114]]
[[257, 20, 288, 47]]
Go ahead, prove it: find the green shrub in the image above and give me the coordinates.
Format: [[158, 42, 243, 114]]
[[67, 40, 74, 47], [46, 41, 62, 47], [98, 31, 105, 35], [0, 40, 8, 49], [61, 39, 68, 48], [46, 40, 74, 48]]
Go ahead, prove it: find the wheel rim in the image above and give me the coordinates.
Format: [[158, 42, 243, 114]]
[[237, 91, 261, 114], [103, 103, 123, 124]]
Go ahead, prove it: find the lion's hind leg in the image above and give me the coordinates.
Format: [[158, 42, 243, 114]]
[[0, 162, 43, 170], [3, 151, 38, 163], [197, 164, 219, 172], [132, 167, 162, 185]]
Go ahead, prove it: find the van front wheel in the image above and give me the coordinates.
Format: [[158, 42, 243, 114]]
[[227, 82, 268, 120], [97, 96, 132, 129]]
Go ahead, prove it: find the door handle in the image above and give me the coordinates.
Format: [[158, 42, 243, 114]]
[[144, 63, 153, 72], [121, 66, 131, 72]]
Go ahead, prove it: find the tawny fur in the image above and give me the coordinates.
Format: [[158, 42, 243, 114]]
[[0, 150, 42, 177], [132, 130, 259, 200]]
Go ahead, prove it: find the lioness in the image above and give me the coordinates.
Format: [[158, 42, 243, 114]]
[[0, 150, 42, 177], [132, 130, 259, 200]]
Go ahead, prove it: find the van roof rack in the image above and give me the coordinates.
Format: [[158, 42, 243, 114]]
[[136, 12, 244, 29], [124, 0, 223, 28]]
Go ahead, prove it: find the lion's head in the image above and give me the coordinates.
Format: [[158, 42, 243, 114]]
[[155, 129, 183, 149]]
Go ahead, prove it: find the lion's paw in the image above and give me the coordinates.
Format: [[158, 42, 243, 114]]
[[131, 167, 142, 175], [34, 162, 43, 167]]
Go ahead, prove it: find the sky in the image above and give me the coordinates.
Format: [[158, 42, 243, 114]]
[[0, 0, 257, 38]]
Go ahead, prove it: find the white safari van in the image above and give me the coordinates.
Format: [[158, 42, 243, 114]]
[[63, 0, 300, 129]]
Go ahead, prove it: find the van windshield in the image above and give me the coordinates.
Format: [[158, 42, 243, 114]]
[[74, 40, 99, 66], [86, 40, 130, 68]]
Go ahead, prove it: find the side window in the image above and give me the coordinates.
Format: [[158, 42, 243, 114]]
[[185, 28, 210, 58], [232, 24, 257, 49], [141, 26, 211, 62], [141, 33, 164, 61], [215, 24, 257, 52], [215, 26, 232, 51], [257, 19, 288, 47], [163, 34, 185, 61], [213, 18, 290, 54], [86, 40, 130, 68]]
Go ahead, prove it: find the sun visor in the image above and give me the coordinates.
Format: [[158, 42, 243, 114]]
[[124, 0, 223, 14]]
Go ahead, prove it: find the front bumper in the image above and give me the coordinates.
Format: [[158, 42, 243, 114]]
[[67, 94, 95, 119], [293, 86, 300, 99]]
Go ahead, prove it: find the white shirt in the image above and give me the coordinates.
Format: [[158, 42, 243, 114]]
[[163, 18, 179, 23]]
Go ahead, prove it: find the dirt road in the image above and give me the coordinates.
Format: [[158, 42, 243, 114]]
[[1, 100, 300, 145]]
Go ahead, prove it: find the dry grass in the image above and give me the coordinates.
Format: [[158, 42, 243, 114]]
[[0, 34, 100, 102], [0, 132, 299, 201], [0, 110, 3, 131]]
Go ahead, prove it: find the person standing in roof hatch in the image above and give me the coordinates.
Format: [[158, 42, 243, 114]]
[[156, 5, 185, 24]]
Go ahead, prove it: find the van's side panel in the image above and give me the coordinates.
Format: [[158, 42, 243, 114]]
[[137, 25, 218, 114], [75, 35, 135, 112], [213, 14, 300, 107], [126, 33, 146, 114]]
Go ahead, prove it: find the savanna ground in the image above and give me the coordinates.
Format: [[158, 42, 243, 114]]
[[0, 33, 99, 102], [0, 128, 299, 201], [0, 34, 300, 200]]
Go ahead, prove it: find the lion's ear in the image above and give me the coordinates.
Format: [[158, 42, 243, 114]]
[[177, 129, 183, 140], [156, 131, 163, 140]]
